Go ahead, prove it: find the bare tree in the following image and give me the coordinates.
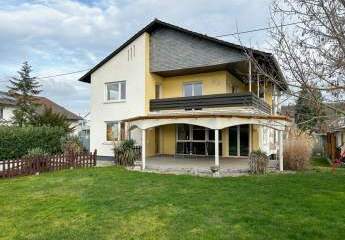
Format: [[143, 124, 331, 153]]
[[269, 0, 345, 109]]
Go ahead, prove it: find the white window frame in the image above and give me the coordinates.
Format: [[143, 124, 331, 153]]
[[104, 81, 126, 103], [105, 121, 119, 142], [183, 82, 203, 97]]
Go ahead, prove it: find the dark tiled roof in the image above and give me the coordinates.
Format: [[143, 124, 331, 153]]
[[78, 19, 287, 90]]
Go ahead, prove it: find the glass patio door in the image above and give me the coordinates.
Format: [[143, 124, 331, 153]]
[[228, 125, 249, 156]]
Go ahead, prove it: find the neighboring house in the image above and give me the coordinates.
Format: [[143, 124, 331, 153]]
[[0, 91, 82, 133], [79, 19, 290, 171], [78, 112, 91, 151], [0, 91, 16, 125]]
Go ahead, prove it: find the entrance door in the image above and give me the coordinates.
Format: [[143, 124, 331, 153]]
[[228, 125, 249, 156]]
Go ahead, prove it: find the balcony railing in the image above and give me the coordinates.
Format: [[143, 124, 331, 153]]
[[150, 92, 271, 114]]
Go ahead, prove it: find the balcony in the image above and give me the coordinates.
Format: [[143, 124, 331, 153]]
[[150, 92, 271, 114]]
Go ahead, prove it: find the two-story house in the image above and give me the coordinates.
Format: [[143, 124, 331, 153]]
[[79, 19, 290, 172]]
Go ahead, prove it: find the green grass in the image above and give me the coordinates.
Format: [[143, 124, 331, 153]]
[[311, 156, 331, 167], [1, 167, 345, 240]]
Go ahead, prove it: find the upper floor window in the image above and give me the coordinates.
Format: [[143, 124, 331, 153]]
[[183, 82, 202, 97], [105, 81, 126, 101]]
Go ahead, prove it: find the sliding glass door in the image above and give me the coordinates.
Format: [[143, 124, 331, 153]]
[[228, 125, 249, 156], [176, 124, 222, 156]]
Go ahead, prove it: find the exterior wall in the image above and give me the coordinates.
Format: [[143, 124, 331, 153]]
[[0, 106, 15, 124], [146, 128, 156, 157], [90, 33, 147, 156], [160, 71, 228, 98], [265, 82, 273, 107], [161, 124, 176, 155]]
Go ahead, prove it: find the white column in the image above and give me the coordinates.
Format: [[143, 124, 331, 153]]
[[279, 131, 283, 172], [142, 129, 146, 170], [248, 60, 252, 92], [215, 129, 219, 167]]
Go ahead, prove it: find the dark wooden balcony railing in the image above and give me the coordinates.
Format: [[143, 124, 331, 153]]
[[150, 92, 271, 114]]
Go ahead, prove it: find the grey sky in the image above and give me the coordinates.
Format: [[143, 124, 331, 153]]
[[0, 0, 273, 115]]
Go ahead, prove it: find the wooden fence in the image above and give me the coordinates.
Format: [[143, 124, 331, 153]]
[[0, 150, 97, 179]]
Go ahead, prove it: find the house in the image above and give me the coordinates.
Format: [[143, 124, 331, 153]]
[[0, 91, 82, 133], [0, 91, 16, 125], [79, 19, 290, 172]]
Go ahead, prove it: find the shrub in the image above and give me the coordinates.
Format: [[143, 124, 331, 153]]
[[25, 147, 48, 158], [61, 135, 84, 155], [249, 150, 269, 174], [0, 126, 67, 160], [283, 129, 313, 170], [113, 139, 140, 166]]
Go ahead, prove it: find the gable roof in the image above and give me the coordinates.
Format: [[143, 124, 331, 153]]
[[78, 19, 287, 90], [0, 91, 81, 121], [33, 96, 82, 121]]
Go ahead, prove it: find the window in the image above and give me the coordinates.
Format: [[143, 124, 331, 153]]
[[176, 125, 222, 156], [183, 82, 202, 97], [106, 121, 126, 141], [0, 107, 3, 119], [106, 122, 119, 141], [105, 81, 126, 101]]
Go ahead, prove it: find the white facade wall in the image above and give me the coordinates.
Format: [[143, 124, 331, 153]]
[[0, 106, 15, 125], [90, 34, 147, 156]]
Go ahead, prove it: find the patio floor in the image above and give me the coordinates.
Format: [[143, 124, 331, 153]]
[[146, 155, 250, 174]]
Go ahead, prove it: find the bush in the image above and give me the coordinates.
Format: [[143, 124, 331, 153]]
[[60, 135, 84, 155], [0, 126, 67, 160], [249, 150, 269, 174], [283, 129, 313, 170], [113, 139, 140, 166], [24, 147, 48, 158]]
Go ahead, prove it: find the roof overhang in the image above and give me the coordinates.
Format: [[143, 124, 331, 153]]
[[124, 112, 291, 131]]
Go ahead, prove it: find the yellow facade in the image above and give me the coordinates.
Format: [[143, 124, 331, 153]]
[[143, 32, 269, 157]]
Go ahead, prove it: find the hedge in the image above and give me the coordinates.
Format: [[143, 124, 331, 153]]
[[0, 126, 67, 160]]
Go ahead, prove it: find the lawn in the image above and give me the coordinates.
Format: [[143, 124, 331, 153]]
[[1, 167, 345, 240]]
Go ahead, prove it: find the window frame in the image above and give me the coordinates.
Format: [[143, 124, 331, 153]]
[[104, 81, 126, 102], [183, 82, 203, 97], [106, 121, 119, 142]]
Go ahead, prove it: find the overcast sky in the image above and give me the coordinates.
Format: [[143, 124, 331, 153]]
[[0, 0, 273, 116]]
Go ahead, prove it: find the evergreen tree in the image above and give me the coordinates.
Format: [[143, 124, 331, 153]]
[[295, 84, 324, 132], [8, 62, 41, 126], [32, 107, 72, 133]]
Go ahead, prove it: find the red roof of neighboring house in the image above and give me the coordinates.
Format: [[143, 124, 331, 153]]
[[33, 96, 82, 121]]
